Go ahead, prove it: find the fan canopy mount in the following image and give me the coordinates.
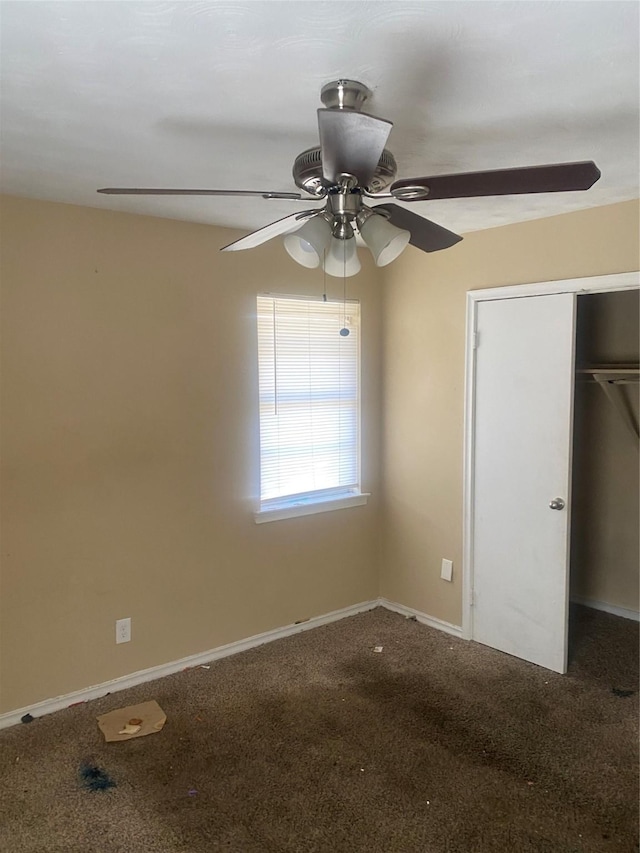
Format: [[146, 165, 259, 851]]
[[320, 79, 373, 112]]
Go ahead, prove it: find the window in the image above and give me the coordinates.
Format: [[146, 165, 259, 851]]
[[255, 294, 369, 522]]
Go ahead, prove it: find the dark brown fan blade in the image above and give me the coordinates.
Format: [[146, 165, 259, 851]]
[[374, 203, 463, 253], [220, 210, 320, 252], [391, 161, 601, 200], [317, 108, 392, 186], [97, 188, 306, 200]]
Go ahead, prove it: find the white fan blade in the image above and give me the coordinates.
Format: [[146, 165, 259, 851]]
[[220, 210, 321, 252], [98, 188, 306, 199]]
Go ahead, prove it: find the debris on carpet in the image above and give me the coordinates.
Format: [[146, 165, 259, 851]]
[[611, 687, 635, 698], [97, 700, 166, 742]]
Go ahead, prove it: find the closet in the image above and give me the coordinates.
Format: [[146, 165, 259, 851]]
[[570, 290, 639, 638], [464, 275, 639, 674]]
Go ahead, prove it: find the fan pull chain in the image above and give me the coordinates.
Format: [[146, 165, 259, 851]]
[[322, 249, 327, 302], [272, 299, 278, 416], [340, 239, 349, 337]]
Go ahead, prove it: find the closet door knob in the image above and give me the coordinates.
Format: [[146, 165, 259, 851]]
[[549, 498, 565, 510]]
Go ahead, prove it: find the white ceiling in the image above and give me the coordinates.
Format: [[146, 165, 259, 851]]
[[1, 1, 638, 238]]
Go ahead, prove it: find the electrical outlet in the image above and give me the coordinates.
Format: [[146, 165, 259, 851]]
[[440, 559, 453, 582], [115, 617, 131, 644]]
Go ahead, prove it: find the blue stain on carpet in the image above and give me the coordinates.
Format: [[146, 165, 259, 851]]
[[79, 761, 116, 792]]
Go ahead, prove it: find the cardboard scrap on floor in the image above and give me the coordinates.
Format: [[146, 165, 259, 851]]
[[97, 700, 166, 742]]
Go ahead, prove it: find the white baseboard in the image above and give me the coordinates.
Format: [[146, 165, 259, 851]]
[[0, 596, 464, 730], [0, 599, 379, 731], [379, 598, 464, 638], [571, 595, 639, 622]]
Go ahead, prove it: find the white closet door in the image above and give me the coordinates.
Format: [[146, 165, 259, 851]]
[[472, 292, 576, 673]]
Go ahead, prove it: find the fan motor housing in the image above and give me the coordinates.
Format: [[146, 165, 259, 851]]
[[292, 146, 397, 195]]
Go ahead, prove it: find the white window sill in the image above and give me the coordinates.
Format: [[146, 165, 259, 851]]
[[254, 492, 370, 524]]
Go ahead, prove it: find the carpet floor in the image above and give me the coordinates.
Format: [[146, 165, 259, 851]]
[[0, 605, 637, 853]]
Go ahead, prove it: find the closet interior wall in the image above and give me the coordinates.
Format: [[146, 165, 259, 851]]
[[570, 289, 640, 616]]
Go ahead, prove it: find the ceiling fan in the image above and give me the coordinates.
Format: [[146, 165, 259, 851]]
[[98, 79, 601, 277]]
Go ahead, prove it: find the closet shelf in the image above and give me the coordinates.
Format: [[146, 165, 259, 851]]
[[576, 365, 639, 444], [576, 364, 639, 382]]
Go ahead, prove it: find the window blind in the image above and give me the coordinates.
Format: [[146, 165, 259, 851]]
[[257, 294, 361, 506]]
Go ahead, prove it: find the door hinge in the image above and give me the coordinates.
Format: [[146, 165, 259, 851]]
[[469, 589, 474, 607], [472, 331, 479, 350]]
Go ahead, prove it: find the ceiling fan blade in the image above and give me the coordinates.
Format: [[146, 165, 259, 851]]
[[97, 188, 307, 200], [391, 161, 601, 200], [220, 209, 320, 252], [374, 203, 463, 253], [317, 108, 392, 186]]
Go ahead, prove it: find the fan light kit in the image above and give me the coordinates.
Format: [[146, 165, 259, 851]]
[[98, 79, 601, 278]]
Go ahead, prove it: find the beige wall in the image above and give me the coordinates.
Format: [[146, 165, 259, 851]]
[[2, 194, 638, 715], [571, 290, 639, 610], [0, 195, 383, 713], [381, 200, 640, 626]]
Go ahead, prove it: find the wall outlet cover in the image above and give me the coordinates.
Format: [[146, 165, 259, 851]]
[[116, 617, 131, 644]]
